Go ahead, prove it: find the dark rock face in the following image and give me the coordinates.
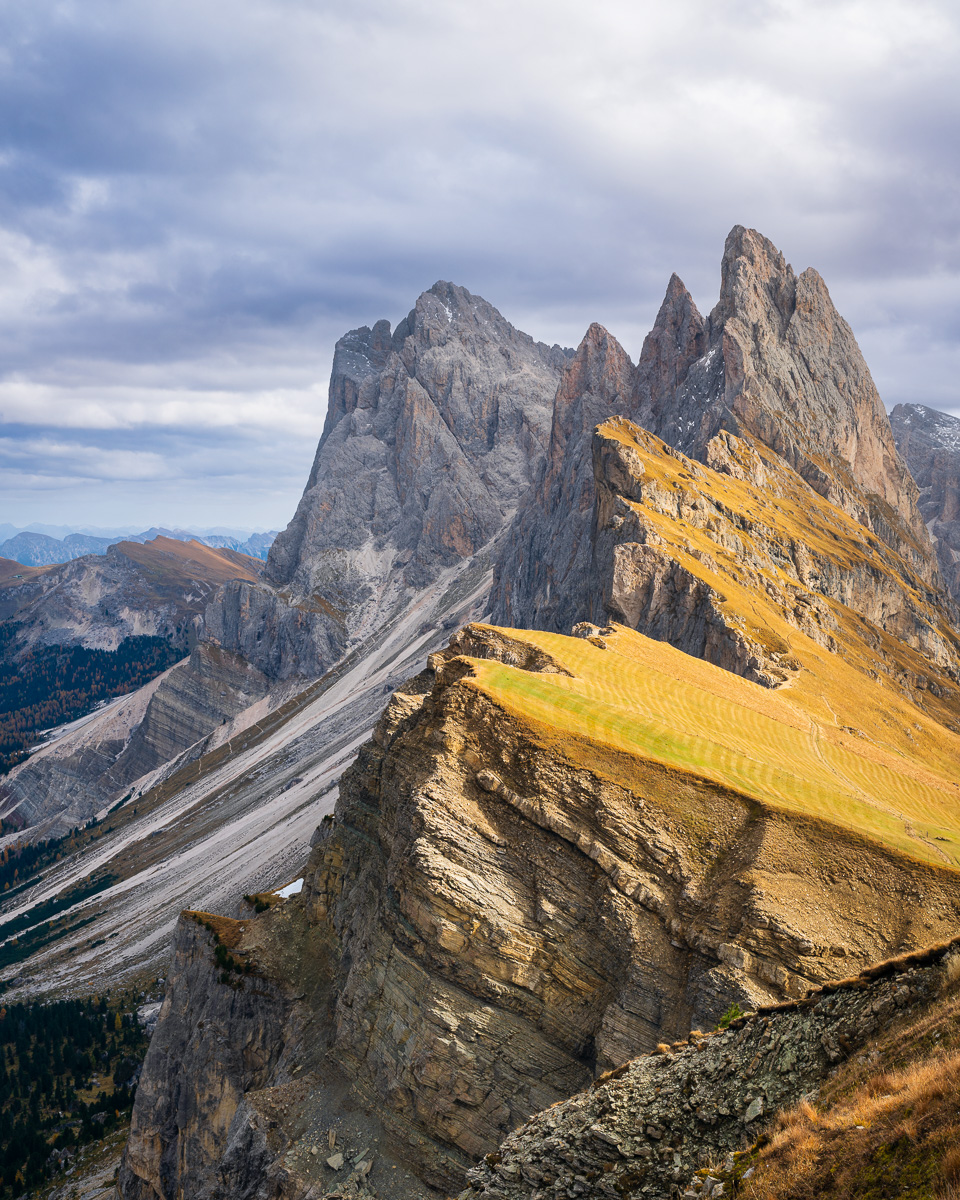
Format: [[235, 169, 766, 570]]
[[491, 324, 635, 638], [891, 402, 960, 603], [210, 283, 569, 679], [118, 917, 293, 1200], [458, 943, 960, 1200], [492, 226, 941, 635]]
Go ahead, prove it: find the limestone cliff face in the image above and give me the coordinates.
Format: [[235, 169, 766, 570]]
[[119, 916, 293, 1200], [491, 324, 635, 637], [492, 227, 941, 635], [119, 625, 960, 1200], [586, 420, 959, 690], [209, 284, 569, 679], [891, 402, 960, 603]]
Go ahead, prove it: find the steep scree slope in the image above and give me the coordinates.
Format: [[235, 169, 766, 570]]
[[0, 536, 494, 997], [0, 641, 271, 834], [458, 938, 960, 1200]]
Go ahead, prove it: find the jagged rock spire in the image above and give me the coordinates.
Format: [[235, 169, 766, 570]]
[[489, 322, 634, 633], [633, 273, 706, 438], [643, 226, 938, 585], [493, 226, 945, 634]]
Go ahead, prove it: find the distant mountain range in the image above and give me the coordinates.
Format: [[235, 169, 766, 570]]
[[0, 525, 279, 565]]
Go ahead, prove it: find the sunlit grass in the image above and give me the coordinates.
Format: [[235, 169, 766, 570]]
[[461, 622, 960, 871]]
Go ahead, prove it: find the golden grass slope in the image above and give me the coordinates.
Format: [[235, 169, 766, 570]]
[[442, 425, 960, 875], [595, 417, 960, 697], [456, 623, 960, 873], [738, 955, 960, 1200]]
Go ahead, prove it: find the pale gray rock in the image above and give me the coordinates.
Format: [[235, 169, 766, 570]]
[[890, 402, 960, 602], [211, 283, 569, 679], [0, 536, 263, 658], [492, 225, 944, 640]]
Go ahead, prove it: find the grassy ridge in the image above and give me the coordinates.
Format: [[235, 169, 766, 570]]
[[462, 625, 960, 871], [451, 422, 960, 872]]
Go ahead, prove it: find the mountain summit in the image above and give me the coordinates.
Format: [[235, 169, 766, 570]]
[[208, 282, 570, 677], [492, 226, 944, 638]]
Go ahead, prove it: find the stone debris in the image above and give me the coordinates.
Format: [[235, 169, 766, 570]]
[[458, 950, 954, 1199]]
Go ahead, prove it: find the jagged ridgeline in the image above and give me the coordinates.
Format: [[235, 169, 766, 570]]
[[101, 228, 960, 1200]]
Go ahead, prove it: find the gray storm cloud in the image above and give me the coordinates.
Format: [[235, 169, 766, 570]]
[[0, 0, 957, 526]]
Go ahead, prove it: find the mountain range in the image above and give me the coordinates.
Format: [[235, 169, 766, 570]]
[[0, 526, 279, 567], [1, 227, 960, 1200]]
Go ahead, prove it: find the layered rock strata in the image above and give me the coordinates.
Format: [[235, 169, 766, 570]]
[[458, 938, 960, 1200], [209, 283, 569, 679], [119, 620, 960, 1199], [493, 226, 942, 635], [584, 419, 960, 691], [891, 401, 960, 603]]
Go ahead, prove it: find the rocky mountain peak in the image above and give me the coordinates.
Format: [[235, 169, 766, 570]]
[[217, 285, 568, 677], [711, 223, 796, 333], [633, 273, 706, 440], [489, 322, 634, 634], [642, 226, 939, 584], [546, 322, 634, 473], [492, 226, 947, 637]]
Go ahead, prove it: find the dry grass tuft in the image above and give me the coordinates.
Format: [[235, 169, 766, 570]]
[[942, 950, 960, 990], [740, 991, 960, 1200]]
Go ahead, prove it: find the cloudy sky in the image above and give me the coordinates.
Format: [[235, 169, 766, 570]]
[[1, 0, 958, 531]]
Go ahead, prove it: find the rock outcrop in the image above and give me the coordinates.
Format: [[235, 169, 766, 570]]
[[891, 401, 960, 603], [585, 419, 959, 690], [491, 324, 635, 639], [0, 536, 263, 658], [208, 283, 570, 679], [492, 226, 942, 635], [458, 938, 960, 1200], [119, 607, 960, 1199]]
